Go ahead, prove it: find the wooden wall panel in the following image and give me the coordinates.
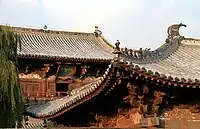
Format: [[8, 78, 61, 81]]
[[19, 79, 52, 98]]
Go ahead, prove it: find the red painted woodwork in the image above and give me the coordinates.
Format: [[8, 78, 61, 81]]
[[46, 80, 56, 97], [19, 78, 56, 98]]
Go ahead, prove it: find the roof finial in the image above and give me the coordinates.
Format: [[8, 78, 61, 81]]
[[94, 26, 102, 37], [44, 25, 48, 30], [166, 23, 186, 43], [113, 40, 122, 54]]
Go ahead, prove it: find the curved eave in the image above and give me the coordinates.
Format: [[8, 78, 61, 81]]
[[26, 63, 114, 119], [121, 63, 200, 88], [17, 54, 112, 62]]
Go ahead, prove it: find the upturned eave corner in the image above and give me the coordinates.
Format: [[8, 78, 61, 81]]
[[111, 39, 120, 54], [112, 40, 122, 54]]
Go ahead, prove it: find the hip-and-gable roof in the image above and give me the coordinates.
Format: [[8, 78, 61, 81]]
[[5, 25, 115, 62]]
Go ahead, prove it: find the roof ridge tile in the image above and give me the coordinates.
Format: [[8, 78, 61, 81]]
[[0, 25, 94, 36]]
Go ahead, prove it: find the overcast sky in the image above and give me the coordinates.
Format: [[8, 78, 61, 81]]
[[1, 0, 200, 49]]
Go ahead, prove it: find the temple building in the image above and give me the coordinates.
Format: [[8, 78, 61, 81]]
[[3, 25, 115, 100], [5, 23, 200, 128]]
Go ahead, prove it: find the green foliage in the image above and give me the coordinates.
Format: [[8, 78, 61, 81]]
[[0, 26, 24, 128]]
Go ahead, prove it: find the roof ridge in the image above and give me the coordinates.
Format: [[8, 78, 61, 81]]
[[12, 25, 115, 61], [184, 38, 200, 41], [99, 35, 115, 49], [182, 38, 200, 46], [0, 25, 94, 36], [118, 38, 181, 64]]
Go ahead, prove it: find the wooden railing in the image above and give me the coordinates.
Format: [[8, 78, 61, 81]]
[[24, 91, 69, 101]]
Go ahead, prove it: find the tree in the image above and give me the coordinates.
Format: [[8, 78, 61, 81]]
[[0, 26, 24, 128]]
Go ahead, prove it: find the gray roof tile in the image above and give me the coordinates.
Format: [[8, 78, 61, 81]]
[[10, 26, 114, 61], [138, 39, 200, 80]]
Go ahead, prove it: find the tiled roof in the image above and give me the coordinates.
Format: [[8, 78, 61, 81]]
[[20, 122, 44, 129], [128, 39, 200, 81], [119, 36, 200, 86], [8, 26, 115, 62], [117, 24, 200, 85]]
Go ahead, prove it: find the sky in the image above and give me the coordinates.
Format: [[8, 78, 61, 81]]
[[1, 0, 200, 49]]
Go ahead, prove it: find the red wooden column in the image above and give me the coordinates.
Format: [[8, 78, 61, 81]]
[[40, 79, 46, 97]]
